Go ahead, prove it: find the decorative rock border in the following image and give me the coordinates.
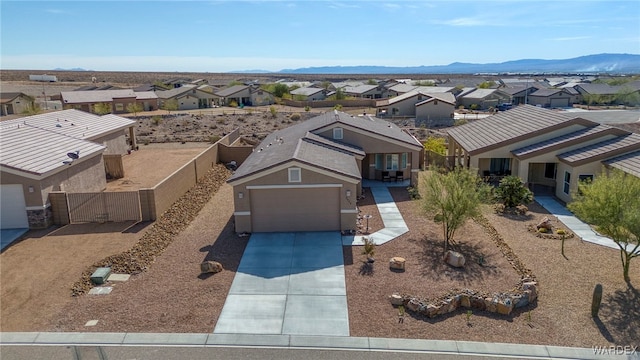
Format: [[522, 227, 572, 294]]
[[390, 214, 538, 319]]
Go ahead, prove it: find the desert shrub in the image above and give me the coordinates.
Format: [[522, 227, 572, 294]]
[[494, 175, 533, 208], [290, 113, 301, 121], [538, 228, 547, 233], [217, 118, 226, 124], [362, 237, 376, 258], [454, 118, 468, 126], [494, 203, 506, 214], [334, 104, 343, 110], [407, 186, 421, 200], [556, 229, 566, 235], [151, 116, 162, 125], [209, 135, 221, 144], [304, 106, 311, 112], [229, 100, 238, 108], [470, 104, 479, 111], [269, 106, 277, 118], [515, 204, 529, 215]]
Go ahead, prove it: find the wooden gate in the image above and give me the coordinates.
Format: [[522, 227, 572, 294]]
[[67, 192, 141, 223]]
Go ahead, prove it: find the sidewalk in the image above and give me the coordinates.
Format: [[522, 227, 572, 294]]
[[536, 196, 639, 254], [1, 332, 635, 359]]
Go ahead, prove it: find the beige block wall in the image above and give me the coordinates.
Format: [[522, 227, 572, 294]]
[[219, 144, 253, 166], [153, 161, 197, 217], [48, 191, 70, 225], [194, 145, 219, 180]]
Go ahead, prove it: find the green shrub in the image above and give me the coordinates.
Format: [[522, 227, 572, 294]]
[[494, 176, 533, 208], [269, 106, 277, 118], [290, 113, 301, 121], [407, 186, 421, 200], [229, 100, 238, 108]]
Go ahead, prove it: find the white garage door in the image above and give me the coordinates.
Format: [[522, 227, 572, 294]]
[[1, 184, 29, 229], [250, 187, 340, 232]]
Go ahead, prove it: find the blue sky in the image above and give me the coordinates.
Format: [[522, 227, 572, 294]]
[[1, 0, 638, 72]]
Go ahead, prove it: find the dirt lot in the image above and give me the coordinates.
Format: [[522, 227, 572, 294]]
[[106, 143, 211, 191]]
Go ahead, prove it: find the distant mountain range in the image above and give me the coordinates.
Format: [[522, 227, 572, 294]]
[[53, 67, 93, 71], [267, 53, 640, 75]]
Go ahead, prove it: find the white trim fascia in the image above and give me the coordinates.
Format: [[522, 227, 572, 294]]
[[247, 184, 343, 190], [340, 209, 358, 214], [234, 211, 251, 216], [313, 123, 423, 150], [228, 160, 360, 186], [0, 150, 105, 181]]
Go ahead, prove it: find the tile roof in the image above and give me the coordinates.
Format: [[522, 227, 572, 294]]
[[603, 150, 640, 178], [447, 105, 589, 154], [0, 109, 135, 141], [511, 125, 620, 159], [229, 111, 421, 183], [557, 133, 640, 166]]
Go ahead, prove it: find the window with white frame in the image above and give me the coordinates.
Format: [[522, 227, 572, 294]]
[[288, 167, 301, 183], [563, 171, 571, 194], [333, 127, 343, 140], [401, 153, 408, 169], [386, 154, 399, 170]]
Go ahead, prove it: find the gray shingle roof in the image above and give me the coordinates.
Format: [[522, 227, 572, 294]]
[[603, 150, 640, 178], [344, 84, 378, 94], [228, 111, 421, 183], [155, 85, 197, 99], [511, 125, 620, 159], [290, 87, 324, 96], [575, 83, 622, 95], [528, 88, 567, 97], [562, 110, 640, 125], [557, 133, 640, 166], [447, 105, 591, 154], [215, 85, 250, 97], [415, 92, 456, 106]]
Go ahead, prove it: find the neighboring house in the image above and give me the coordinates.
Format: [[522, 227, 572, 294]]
[[376, 90, 456, 125], [60, 90, 159, 113], [343, 84, 381, 99], [0, 92, 34, 116], [156, 85, 220, 110], [573, 83, 640, 105], [446, 105, 640, 204], [228, 111, 423, 233], [526, 88, 574, 108], [290, 87, 326, 101], [457, 88, 511, 110], [500, 86, 538, 105], [215, 85, 275, 106], [0, 109, 136, 229]]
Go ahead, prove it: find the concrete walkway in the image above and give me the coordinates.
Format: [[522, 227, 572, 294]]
[[536, 196, 639, 254], [1, 332, 634, 359], [214, 232, 349, 336], [343, 180, 409, 246]]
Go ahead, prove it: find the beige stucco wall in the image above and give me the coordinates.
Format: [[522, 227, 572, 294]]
[[416, 101, 455, 121], [528, 93, 572, 108], [91, 130, 130, 155], [251, 90, 274, 106], [232, 165, 358, 233], [555, 161, 605, 204]]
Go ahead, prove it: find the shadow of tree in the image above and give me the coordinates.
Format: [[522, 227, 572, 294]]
[[410, 236, 501, 285], [598, 283, 640, 344], [198, 216, 248, 277], [359, 261, 374, 276]]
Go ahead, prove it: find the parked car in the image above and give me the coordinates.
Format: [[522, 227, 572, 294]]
[[497, 103, 513, 111]]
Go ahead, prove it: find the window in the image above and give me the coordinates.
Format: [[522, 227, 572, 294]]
[[563, 171, 571, 194], [489, 158, 511, 175], [401, 153, 408, 169], [544, 163, 556, 179], [288, 168, 301, 183], [115, 103, 124, 111], [333, 127, 343, 140], [433, 100, 438, 105], [375, 154, 383, 170], [578, 174, 593, 183], [386, 154, 399, 170]]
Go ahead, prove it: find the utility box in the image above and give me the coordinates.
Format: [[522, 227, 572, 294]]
[[91, 267, 111, 285]]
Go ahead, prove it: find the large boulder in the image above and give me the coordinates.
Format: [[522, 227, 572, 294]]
[[389, 257, 406, 271], [536, 217, 553, 231], [389, 294, 404, 306], [444, 250, 466, 267]]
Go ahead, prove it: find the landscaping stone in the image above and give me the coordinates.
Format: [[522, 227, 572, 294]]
[[107, 273, 130, 282], [88, 287, 113, 295], [460, 294, 471, 308], [200, 260, 223, 274], [444, 250, 466, 267], [406, 298, 421, 312], [514, 294, 529, 308], [536, 217, 552, 231], [523, 282, 538, 302], [496, 298, 514, 315], [470, 296, 486, 310], [84, 320, 99, 327], [485, 297, 498, 313], [426, 304, 438, 318], [389, 294, 404, 306], [389, 257, 406, 271]]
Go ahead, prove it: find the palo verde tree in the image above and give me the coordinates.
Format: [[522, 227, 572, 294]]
[[423, 136, 447, 156], [161, 99, 179, 114], [272, 83, 290, 98], [126, 102, 143, 116], [568, 169, 640, 283], [421, 167, 491, 255]]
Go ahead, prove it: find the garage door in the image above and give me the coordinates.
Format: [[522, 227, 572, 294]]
[[250, 187, 340, 232], [1, 184, 29, 229], [550, 98, 570, 108]]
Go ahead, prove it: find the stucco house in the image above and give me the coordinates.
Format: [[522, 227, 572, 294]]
[[157, 85, 221, 110], [228, 111, 423, 233], [1, 92, 35, 116], [526, 88, 574, 108], [215, 85, 274, 106], [446, 105, 640, 203], [457, 88, 511, 110], [61, 89, 159, 113], [415, 93, 456, 127], [290, 87, 326, 101], [376, 90, 455, 125], [0, 109, 136, 229], [343, 84, 381, 99]]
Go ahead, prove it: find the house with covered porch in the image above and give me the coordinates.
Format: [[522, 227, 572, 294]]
[[446, 105, 640, 203], [228, 111, 423, 233]]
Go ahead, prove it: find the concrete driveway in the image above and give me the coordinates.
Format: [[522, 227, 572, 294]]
[[213, 232, 349, 336]]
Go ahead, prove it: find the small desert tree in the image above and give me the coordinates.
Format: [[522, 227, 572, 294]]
[[93, 102, 112, 115], [126, 102, 143, 116], [568, 169, 640, 283], [22, 102, 42, 115], [273, 83, 289, 98], [423, 136, 447, 156], [421, 167, 490, 255], [161, 99, 179, 114], [494, 175, 533, 208]]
